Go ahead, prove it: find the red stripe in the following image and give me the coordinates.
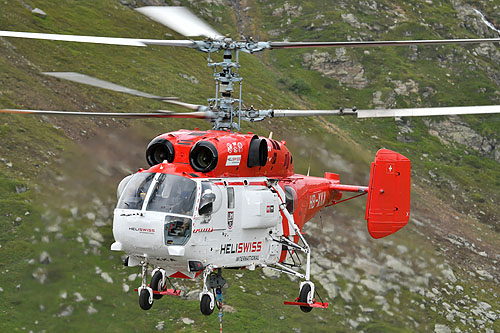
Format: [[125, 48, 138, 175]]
[[228, 181, 245, 186], [279, 249, 287, 263], [211, 181, 267, 187], [249, 181, 267, 186]]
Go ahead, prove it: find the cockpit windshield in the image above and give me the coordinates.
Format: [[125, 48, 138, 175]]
[[117, 172, 155, 210], [147, 174, 197, 216]]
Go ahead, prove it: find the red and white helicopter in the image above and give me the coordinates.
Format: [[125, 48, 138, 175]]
[[1, 6, 499, 316]]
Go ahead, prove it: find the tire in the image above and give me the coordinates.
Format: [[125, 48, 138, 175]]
[[150, 271, 164, 300], [200, 294, 214, 316], [299, 284, 313, 313], [139, 289, 153, 310]]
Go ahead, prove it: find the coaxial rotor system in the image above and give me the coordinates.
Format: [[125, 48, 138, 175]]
[[1, 5, 500, 130]]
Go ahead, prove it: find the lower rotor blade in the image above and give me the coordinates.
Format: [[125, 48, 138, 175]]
[[0, 31, 195, 47], [272, 105, 500, 119], [356, 105, 500, 118], [42, 72, 207, 111], [43, 72, 177, 100], [272, 110, 356, 117], [269, 38, 500, 49], [165, 100, 207, 111], [0, 109, 211, 119]]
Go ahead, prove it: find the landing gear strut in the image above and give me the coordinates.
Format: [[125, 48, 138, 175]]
[[138, 261, 154, 310], [200, 265, 226, 316], [268, 182, 328, 312]]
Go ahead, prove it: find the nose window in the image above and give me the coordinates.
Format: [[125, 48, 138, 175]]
[[147, 174, 197, 215], [117, 173, 155, 210]]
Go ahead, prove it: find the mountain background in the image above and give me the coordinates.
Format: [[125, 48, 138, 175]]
[[0, 0, 499, 332]]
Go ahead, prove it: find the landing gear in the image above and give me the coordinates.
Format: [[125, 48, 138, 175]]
[[150, 269, 166, 300], [200, 265, 226, 316], [139, 288, 153, 310], [138, 261, 154, 310], [299, 283, 313, 313], [268, 182, 328, 312], [200, 293, 215, 315]]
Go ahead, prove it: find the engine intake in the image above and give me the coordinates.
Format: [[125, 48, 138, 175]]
[[146, 138, 175, 166], [190, 141, 218, 173], [247, 136, 268, 167]]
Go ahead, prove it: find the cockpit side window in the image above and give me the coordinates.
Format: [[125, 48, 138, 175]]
[[227, 187, 235, 209], [164, 216, 192, 245], [117, 173, 155, 210], [147, 174, 197, 215]]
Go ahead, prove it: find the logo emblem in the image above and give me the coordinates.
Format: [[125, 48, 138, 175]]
[[227, 211, 234, 229], [387, 164, 394, 174]]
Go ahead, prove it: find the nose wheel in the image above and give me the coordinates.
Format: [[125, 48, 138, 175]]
[[139, 288, 153, 310], [138, 261, 154, 310], [150, 268, 166, 300]]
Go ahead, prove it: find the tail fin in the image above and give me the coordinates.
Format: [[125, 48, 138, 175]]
[[365, 149, 411, 239]]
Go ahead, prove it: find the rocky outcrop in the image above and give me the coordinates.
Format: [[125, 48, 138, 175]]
[[303, 49, 368, 89], [391, 79, 419, 96], [424, 117, 500, 162], [272, 3, 302, 18], [452, 1, 500, 38]]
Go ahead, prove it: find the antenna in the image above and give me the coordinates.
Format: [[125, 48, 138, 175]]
[[306, 152, 312, 177]]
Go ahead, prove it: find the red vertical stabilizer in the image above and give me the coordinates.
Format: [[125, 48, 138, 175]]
[[365, 149, 411, 239]]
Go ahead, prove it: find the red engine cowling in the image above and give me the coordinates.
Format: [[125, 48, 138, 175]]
[[144, 130, 295, 178], [365, 149, 411, 239]]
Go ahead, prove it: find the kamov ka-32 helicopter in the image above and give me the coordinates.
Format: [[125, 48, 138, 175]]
[[1, 6, 500, 316]]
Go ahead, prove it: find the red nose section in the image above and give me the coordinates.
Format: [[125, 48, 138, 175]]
[[365, 149, 411, 239]]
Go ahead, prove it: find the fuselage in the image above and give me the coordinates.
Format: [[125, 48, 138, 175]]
[[112, 173, 341, 279], [111, 129, 343, 278]]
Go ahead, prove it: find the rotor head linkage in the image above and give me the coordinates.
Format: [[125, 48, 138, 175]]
[[207, 47, 244, 131]]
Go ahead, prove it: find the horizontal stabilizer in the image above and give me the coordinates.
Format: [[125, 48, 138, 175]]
[[365, 149, 411, 239]]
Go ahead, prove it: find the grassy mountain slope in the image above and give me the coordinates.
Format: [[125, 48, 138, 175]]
[[0, 0, 499, 332]]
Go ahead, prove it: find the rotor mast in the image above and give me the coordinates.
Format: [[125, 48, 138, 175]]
[[207, 41, 243, 131], [198, 37, 268, 132]]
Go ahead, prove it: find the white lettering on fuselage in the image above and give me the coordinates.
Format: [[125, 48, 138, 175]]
[[227, 142, 244, 154], [309, 192, 326, 209]]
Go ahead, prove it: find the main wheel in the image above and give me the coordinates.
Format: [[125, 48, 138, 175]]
[[200, 294, 214, 316], [150, 271, 164, 300], [139, 289, 153, 310], [299, 284, 313, 313]]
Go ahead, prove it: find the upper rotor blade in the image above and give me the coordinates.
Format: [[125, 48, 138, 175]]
[[43, 72, 177, 100], [356, 105, 500, 118], [0, 109, 212, 119], [269, 38, 500, 49], [0, 30, 195, 47], [136, 6, 222, 39]]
